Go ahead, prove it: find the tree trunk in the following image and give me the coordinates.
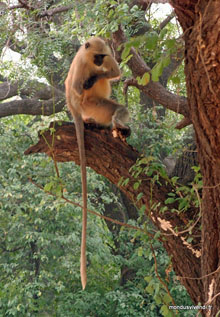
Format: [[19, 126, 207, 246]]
[[171, 0, 220, 314]]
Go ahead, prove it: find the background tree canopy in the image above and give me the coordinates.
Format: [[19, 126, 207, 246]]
[[0, 0, 220, 316]]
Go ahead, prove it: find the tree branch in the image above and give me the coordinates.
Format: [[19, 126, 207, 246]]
[[113, 27, 190, 118], [39, 5, 74, 18], [0, 80, 64, 101], [0, 79, 65, 118], [24, 121, 203, 303], [158, 11, 175, 31], [9, 2, 74, 17], [0, 97, 65, 118]]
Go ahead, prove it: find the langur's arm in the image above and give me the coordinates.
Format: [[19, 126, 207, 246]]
[[96, 55, 121, 79], [83, 55, 121, 90], [71, 62, 90, 96]]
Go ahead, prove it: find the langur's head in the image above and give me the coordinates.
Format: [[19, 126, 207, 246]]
[[83, 37, 112, 56]]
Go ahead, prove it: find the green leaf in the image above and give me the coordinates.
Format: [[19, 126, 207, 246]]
[[178, 199, 188, 210], [160, 304, 169, 316], [146, 32, 158, 50], [165, 197, 176, 204], [151, 61, 163, 82], [44, 182, 53, 192], [138, 247, 143, 256], [121, 45, 131, 60], [139, 204, 146, 215], [133, 182, 140, 190], [137, 72, 150, 85], [122, 178, 130, 186], [163, 293, 172, 305], [151, 56, 170, 82], [146, 284, 154, 295], [168, 192, 176, 197], [118, 177, 124, 186], [144, 276, 152, 283], [162, 55, 170, 68], [166, 39, 176, 49], [159, 28, 168, 39], [137, 192, 143, 201], [155, 294, 162, 305], [170, 76, 180, 84]]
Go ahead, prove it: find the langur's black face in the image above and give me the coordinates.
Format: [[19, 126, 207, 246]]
[[94, 54, 107, 66]]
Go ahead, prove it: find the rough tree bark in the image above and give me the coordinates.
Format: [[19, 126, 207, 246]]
[[25, 122, 202, 305], [170, 0, 220, 314]]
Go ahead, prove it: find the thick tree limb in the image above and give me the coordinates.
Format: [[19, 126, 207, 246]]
[[0, 97, 65, 118], [113, 27, 190, 119], [122, 74, 188, 117], [25, 121, 202, 304], [0, 82, 20, 101], [0, 80, 63, 101], [0, 80, 65, 118]]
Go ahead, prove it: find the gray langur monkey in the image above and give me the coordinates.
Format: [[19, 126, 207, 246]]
[[65, 37, 129, 290]]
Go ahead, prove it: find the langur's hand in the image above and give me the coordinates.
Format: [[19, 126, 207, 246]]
[[100, 55, 121, 79]]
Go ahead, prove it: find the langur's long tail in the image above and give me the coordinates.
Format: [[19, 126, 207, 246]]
[[74, 114, 87, 290]]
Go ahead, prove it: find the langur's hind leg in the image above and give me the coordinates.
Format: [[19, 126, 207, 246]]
[[83, 96, 129, 128]]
